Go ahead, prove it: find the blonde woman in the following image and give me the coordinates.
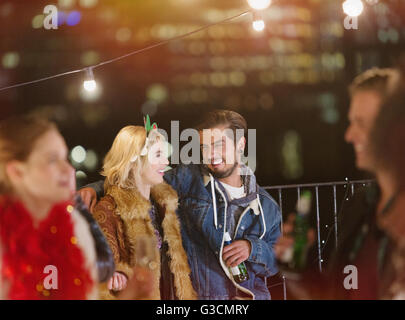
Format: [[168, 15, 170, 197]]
[[93, 122, 196, 300]]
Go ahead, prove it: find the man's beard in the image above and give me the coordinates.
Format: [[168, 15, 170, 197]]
[[203, 161, 239, 179]]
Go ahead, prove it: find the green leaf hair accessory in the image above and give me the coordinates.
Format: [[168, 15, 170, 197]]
[[130, 115, 158, 163], [144, 115, 158, 134]]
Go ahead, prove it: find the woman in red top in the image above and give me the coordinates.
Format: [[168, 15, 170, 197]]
[[0, 115, 98, 299]]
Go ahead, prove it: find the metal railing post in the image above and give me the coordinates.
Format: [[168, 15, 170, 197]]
[[264, 179, 374, 273], [315, 186, 322, 273], [333, 185, 338, 249]]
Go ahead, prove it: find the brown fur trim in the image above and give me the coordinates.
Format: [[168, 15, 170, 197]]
[[107, 185, 151, 221], [152, 183, 196, 299], [153, 183, 196, 299], [98, 261, 158, 300], [105, 182, 196, 300], [162, 208, 197, 300], [98, 283, 115, 300], [115, 262, 134, 280], [151, 182, 179, 213], [106, 185, 161, 299]]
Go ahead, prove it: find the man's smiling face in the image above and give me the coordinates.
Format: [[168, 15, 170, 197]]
[[345, 90, 382, 171], [199, 125, 244, 179]]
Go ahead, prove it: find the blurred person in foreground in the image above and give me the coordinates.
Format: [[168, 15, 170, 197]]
[[71, 184, 115, 284], [0, 115, 154, 300], [274, 68, 401, 299], [324, 68, 401, 299], [91, 121, 196, 300], [0, 116, 98, 299], [368, 75, 405, 299]]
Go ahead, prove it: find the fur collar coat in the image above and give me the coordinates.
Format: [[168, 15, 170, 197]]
[[93, 182, 196, 300]]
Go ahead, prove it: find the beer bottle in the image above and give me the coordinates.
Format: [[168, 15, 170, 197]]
[[224, 232, 250, 283], [290, 191, 312, 271]]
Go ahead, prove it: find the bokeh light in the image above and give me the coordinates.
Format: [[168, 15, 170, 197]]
[[0, 3, 13, 17], [32, 14, 44, 29], [281, 130, 304, 180], [71, 146, 87, 163], [83, 150, 98, 171], [58, 0, 76, 9], [80, 82, 102, 102], [146, 84, 168, 104], [115, 27, 132, 42], [80, 51, 100, 66], [76, 170, 87, 180], [2, 52, 19, 69], [79, 0, 98, 8], [57, 11, 67, 26], [67, 11, 82, 26], [343, 0, 364, 17], [253, 19, 265, 32], [247, 0, 272, 10], [83, 80, 96, 92], [83, 68, 97, 92]]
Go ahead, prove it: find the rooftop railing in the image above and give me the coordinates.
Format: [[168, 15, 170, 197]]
[[263, 179, 375, 300]]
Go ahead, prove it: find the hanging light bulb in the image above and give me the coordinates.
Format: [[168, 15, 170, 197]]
[[252, 11, 265, 32], [343, 0, 364, 17], [83, 67, 97, 92], [247, 0, 272, 10], [252, 19, 265, 32]]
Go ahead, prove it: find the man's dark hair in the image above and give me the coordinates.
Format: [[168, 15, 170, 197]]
[[349, 68, 400, 98], [195, 109, 248, 143]]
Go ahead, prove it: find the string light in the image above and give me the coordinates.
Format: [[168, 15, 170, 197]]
[[83, 67, 96, 92], [252, 11, 265, 32], [343, 0, 364, 17], [247, 0, 272, 10], [0, 10, 250, 92]]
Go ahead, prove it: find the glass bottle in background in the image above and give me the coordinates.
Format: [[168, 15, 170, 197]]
[[289, 191, 312, 271], [224, 232, 250, 283]]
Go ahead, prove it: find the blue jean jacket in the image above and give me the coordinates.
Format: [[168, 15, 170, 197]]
[[164, 164, 282, 300]]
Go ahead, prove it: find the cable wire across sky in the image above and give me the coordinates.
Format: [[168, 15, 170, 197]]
[[0, 10, 251, 93]]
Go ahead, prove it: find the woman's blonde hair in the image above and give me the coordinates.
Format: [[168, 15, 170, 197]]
[[101, 125, 165, 190]]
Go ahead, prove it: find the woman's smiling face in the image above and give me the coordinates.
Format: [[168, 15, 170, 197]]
[[140, 140, 170, 187], [15, 129, 74, 204]]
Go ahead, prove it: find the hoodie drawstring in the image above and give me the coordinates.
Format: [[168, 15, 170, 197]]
[[210, 174, 218, 229], [256, 194, 266, 239]]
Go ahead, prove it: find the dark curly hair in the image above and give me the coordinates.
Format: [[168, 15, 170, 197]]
[[195, 109, 247, 145]]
